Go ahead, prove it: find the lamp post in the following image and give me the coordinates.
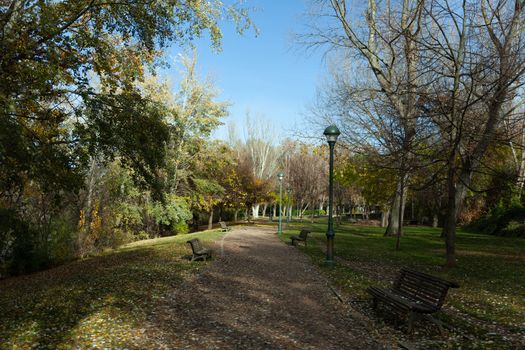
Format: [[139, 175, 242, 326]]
[[286, 187, 291, 223], [324, 125, 340, 264], [277, 172, 284, 236]]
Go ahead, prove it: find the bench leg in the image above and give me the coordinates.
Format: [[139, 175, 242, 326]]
[[372, 297, 378, 310], [425, 314, 445, 335], [407, 312, 421, 334], [407, 312, 414, 333]]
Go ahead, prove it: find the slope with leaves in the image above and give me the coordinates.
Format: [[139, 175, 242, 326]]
[[0, 230, 223, 349]]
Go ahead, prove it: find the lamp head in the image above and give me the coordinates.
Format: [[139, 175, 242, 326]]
[[323, 125, 341, 144], [277, 172, 284, 181]]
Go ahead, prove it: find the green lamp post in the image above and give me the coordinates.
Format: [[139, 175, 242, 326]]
[[324, 125, 340, 264]]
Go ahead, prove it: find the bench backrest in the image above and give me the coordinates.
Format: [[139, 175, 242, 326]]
[[299, 230, 310, 239], [187, 238, 204, 253], [219, 221, 228, 229], [393, 268, 459, 311]]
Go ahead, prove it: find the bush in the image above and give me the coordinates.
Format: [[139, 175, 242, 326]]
[[98, 228, 135, 249], [301, 209, 326, 217], [48, 219, 76, 263], [467, 201, 525, 237], [135, 230, 150, 241], [0, 209, 50, 276], [174, 221, 189, 234]]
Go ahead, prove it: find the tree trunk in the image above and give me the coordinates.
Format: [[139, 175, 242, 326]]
[[432, 213, 439, 228], [234, 209, 239, 222], [208, 209, 213, 230], [192, 212, 199, 231], [517, 122, 525, 197], [252, 204, 260, 218], [442, 161, 471, 268], [443, 165, 458, 268], [384, 179, 406, 236], [300, 202, 309, 218], [381, 209, 390, 227], [396, 172, 405, 250], [262, 203, 268, 218]]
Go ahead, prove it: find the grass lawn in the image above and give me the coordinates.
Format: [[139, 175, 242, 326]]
[[280, 219, 525, 349], [0, 230, 224, 349]]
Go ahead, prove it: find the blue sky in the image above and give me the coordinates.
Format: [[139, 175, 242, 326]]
[[161, 1, 327, 141]]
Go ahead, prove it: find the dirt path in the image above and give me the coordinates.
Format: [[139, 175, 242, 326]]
[[146, 226, 390, 349]]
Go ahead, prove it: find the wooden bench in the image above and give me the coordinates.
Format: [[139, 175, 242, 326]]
[[367, 268, 459, 333], [290, 229, 310, 246], [186, 238, 212, 261], [219, 221, 231, 232]]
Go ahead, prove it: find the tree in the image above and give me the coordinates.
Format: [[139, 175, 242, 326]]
[[228, 114, 282, 218], [287, 143, 327, 222], [235, 151, 273, 222], [139, 53, 230, 231], [306, 0, 425, 236], [0, 2, 250, 274], [1, 1, 241, 190], [418, 0, 525, 267]]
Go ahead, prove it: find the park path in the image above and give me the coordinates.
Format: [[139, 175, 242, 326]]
[[147, 226, 391, 349]]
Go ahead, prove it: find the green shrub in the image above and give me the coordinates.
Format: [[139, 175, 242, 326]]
[[135, 230, 150, 241], [0, 209, 50, 275], [174, 221, 189, 234], [301, 209, 326, 217], [48, 219, 76, 263], [467, 201, 525, 237]]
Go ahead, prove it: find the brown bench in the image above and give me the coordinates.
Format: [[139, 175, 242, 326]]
[[219, 221, 231, 232], [186, 238, 212, 261], [367, 268, 459, 333], [290, 229, 310, 246]]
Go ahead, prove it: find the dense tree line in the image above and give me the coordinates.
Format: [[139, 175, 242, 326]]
[[0, 1, 253, 276]]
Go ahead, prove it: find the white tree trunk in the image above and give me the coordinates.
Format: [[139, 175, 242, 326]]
[[252, 204, 260, 218], [381, 210, 389, 227]]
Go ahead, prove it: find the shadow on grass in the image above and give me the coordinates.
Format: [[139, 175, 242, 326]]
[[0, 233, 218, 348]]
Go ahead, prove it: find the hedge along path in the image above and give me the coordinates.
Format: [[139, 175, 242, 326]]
[[146, 226, 391, 349]]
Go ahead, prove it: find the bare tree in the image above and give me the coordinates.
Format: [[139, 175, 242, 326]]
[[419, 0, 525, 267], [288, 143, 327, 222], [305, 0, 426, 236]]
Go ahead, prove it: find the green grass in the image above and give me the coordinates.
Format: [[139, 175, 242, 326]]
[[280, 220, 525, 347], [0, 230, 224, 349]]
